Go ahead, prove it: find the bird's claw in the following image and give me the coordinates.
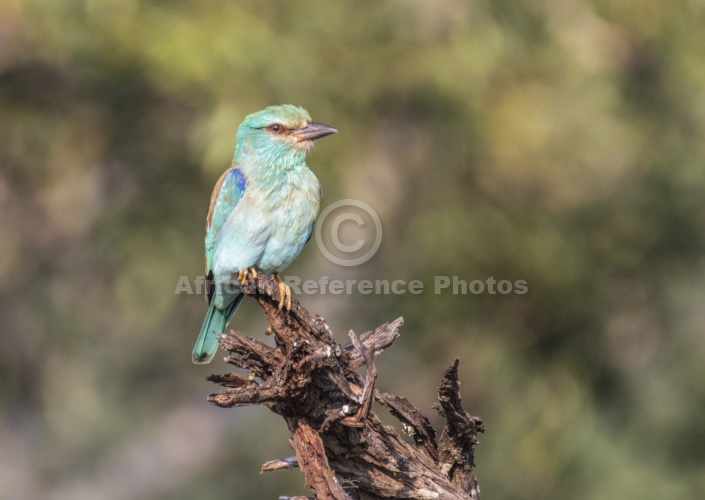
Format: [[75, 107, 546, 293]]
[[237, 266, 257, 286], [273, 273, 292, 314]]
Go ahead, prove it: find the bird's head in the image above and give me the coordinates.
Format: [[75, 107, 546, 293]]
[[234, 105, 337, 163]]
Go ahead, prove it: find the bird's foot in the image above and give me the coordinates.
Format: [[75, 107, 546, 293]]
[[237, 266, 257, 286], [272, 273, 292, 313]]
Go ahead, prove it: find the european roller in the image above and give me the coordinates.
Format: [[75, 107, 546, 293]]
[[192, 105, 337, 364]]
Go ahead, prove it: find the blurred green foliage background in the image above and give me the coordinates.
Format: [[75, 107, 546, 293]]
[[2, 1, 705, 498]]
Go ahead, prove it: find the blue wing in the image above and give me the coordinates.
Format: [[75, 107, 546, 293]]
[[205, 167, 246, 273]]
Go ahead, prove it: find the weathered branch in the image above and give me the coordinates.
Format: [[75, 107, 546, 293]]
[[206, 273, 484, 499], [342, 330, 376, 427], [435, 360, 485, 499], [220, 330, 282, 377], [288, 416, 352, 500], [343, 318, 403, 369], [261, 455, 299, 473]]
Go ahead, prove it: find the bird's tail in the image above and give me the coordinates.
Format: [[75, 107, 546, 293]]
[[192, 294, 244, 364]]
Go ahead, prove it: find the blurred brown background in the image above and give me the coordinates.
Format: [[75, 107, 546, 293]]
[[2, 1, 705, 499]]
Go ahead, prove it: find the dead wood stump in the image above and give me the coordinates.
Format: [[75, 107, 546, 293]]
[[206, 273, 484, 499]]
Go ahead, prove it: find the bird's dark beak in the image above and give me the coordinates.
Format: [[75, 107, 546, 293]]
[[295, 122, 338, 142]]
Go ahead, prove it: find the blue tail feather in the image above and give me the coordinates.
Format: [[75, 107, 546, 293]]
[[192, 294, 244, 364]]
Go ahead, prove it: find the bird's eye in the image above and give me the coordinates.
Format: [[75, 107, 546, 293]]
[[269, 124, 283, 133]]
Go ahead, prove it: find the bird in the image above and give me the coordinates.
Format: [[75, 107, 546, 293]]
[[192, 104, 337, 364]]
